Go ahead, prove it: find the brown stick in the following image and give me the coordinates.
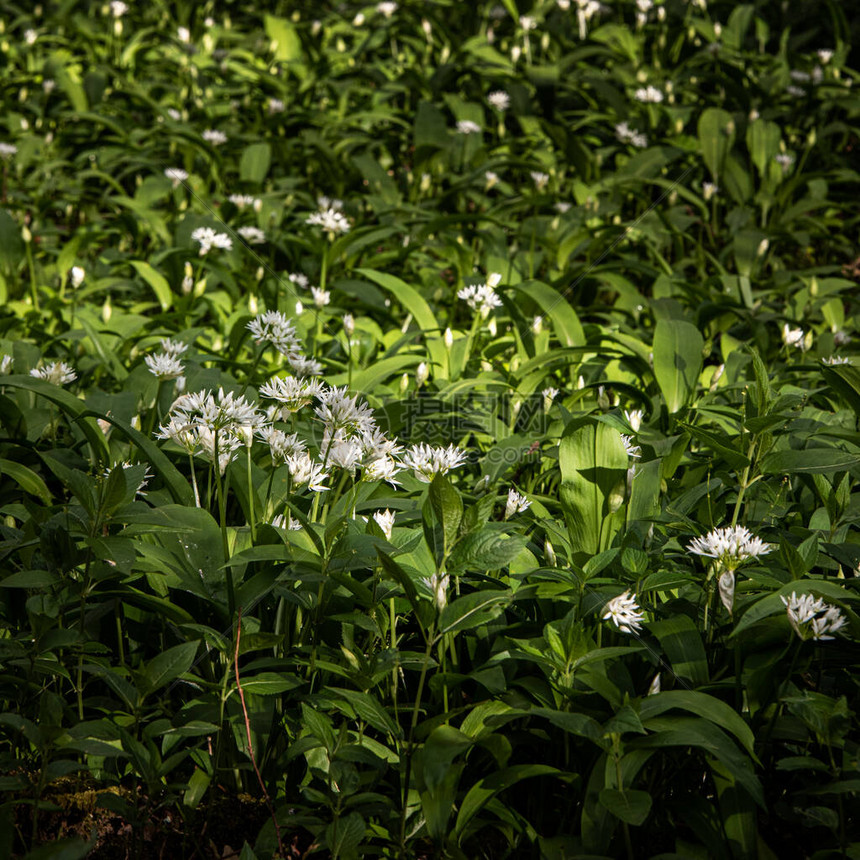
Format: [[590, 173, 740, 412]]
[[235, 609, 285, 858]]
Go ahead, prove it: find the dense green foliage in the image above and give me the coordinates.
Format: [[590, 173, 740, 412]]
[[1, 0, 860, 858]]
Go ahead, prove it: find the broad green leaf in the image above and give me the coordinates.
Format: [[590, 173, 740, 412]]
[[746, 119, 781, 177], [448, 528, 526, 572], [439, 590, 509, 635], [822, 363, 860, 418], [508, 281, 585, 347], [138, 641, 198, 698], [759, 447, 860, 475], [455, 765, 562, 836], [130, 260, 172, 311], [239, 142, 271, 184], [598, 788, 652, 825], [559, 419, 628, 556], [698, 107, 735, 182], [0, 458, 52, 503], [264, 15, 302, 63], [647, 615, 708, 687], [652, 319, 703, 413]]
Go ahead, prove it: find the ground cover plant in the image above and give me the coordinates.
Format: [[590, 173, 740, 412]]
[[0, 0, 859, 857]]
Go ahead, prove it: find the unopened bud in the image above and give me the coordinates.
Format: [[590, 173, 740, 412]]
[[444, 327, 453, 349], [248, 294, 258, 315], [399, 372, 409, 394], [101, 297, 112, 322], [416, 361, 430, 386], [343, 313, 355, 336]]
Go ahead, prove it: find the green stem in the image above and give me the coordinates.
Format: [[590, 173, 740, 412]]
[[246, 446, 256, 543], [731, 438, 758, 527]]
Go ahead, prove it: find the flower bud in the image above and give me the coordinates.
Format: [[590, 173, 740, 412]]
[[416, 361, 429, 386], [444, 327, 453, 349], [343, 313, 355, 336]]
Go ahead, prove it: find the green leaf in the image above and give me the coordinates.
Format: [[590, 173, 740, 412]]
[[759, 448, 860, 475], [239, 143, 271, 184], [130, 260, 172, 311], [423, 473, 463, 566], [23, 835, 97, 860], [448, 528, 526, 572], [138, 641, 198, 698], [414, 101, 450, 150], [439, 590, 509, 635], [647, 615, 709, 687], [326, 812, 364, 860], [0, 458, 52, 503], [652, 319, 703, 414], [508, 280, 585, 347], [698, 107, 735, 182], [598, 788, 652, 826], [455, 764, 562, 836], [264, 15, 302, 64], [746, 119, 781, 177], [559, 419, 628, 557], [822, 363, 860, 418]]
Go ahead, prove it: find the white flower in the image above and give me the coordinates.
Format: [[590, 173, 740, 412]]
[[624, 409, 643, 432], [833, 329, 851, 347], [177, 26, 190, 42], [343, 314, 355, 336], [782, 592, 847, 641], [271, 513, 301, 530], [229, 193, 259, 209], [69, 266, 85, 288], [456, 120, 482, 135], [377, 1, 398, 17], [542, 387, 558, 412], [202, 129, 227, 145], [306, 208, 350, 235], [0, 143, 18, 159], [519, 15, 536, 30], [43, 80, 56, 95], [166, 108, 181, 121], [458, 283, 503, 319], [25, 30, 38, 45], [258, 376, 323, 412], [781, 323, 806, 350], [485, 170, 499, 188], [505, 488, 531, 519], [488, 90, 510, 110], [289, 272, 309, 289], [648, 673, 661, 695], [311, 286, 330, 308], [688, 525, 773, 570], [615, 122, 648, 148], [402, 443, 468, 482], [268, 98, 285, 114], [191, 226, 232, 255], [238, 226, 266, 244], [422, 571, 450, 611], [364, 457, 401, 485], [602, 591, 644, 633], [621, 434, 641, 459], [328, 435, 365, 472], [165, 167, 188, 187], [259, 426, 305, 463], [287, 452, 329, 491], [316, 387, 376, 437], [822, 355, 850, 365], [31, 362, 77, 385], [145, 352, 184, 379], [530, 171, 549, 191], [373, 509, 395, 539], [109, 1, 128, 16], [634, 85, 664, 103], [775, 152, 795, 172], [703, 181, 718, 201], [0, 355, 12, 374], [247, 311, 302, 357], [287, 354, 324, 377], [817, 49, 833, 64]]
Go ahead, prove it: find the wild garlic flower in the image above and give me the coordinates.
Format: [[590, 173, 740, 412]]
[[485, 170, 499, 188], [823, 356, 850, 365], [817, 49, 834, 64], [287, 452, 329, 491], [259, 375, 323, 411], [25, 30, 38, 45], [488, 90, 510, 110], [624, 409, 643, 432], [456, 120, 482, 135], [621, 434, 641, 459], [373, 509, 395, 539], [377, 1, 398, 17], [288, 354, 324, 377], [615, 122, 648, 148], [311, 286, 330, 308], [702, 182, 718, 201], [289, 272, 309, 289], [316, 387, 376, 438], [271, 513, 301, 530], [306, 208, 350, 235], [168, 388, 266, 440], [202, 129, 227, 145], [177, 26, 190, 42], [229, 194, 259, 209], [110, 1, 128, 16], [634, 85, 664, 103], [519, 15, 536, 30], [0, 355, 13, 374], [402, 443, 468, 482], [775, 152, 795, 172], [268, 98, 286, 114], [364, 456, 401, 485], [543, 387, 558, 411], [69, 266, 85, 288], [782, 592, 847, 641], [688, 525, 772, 571], [30, 362, 77, 385], [505, 488, 531, 519], [458, 283, 503, 318], [258, 426, 306, 463], [343, 313, 355, 336], [238, 226, 265, 244], [530, 171, 549, 190], [160, 338, 188, 356], [422, 571, 450, 611], [145, 352, 184, 379], [247, 311, 301, 357], [0, 143, 18, 159], [781, 323, 806, 351], [602, 591, 644, 633], [192, 226, 232, 255]]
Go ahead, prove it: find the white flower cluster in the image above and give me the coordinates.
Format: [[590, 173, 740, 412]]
[[246, 311, 322, 376], [504, 488, 531, 519], [603, 591, 644, 633], [30, 361, 77, 385], [458, 273, 503, 319], [634, 85, 663, 103], [782, 592, 847, 641], [688, 525, 773, 570], [145, 338, 188, 380], [192, 226, 232, 255], [615, 121, 648, 148]]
